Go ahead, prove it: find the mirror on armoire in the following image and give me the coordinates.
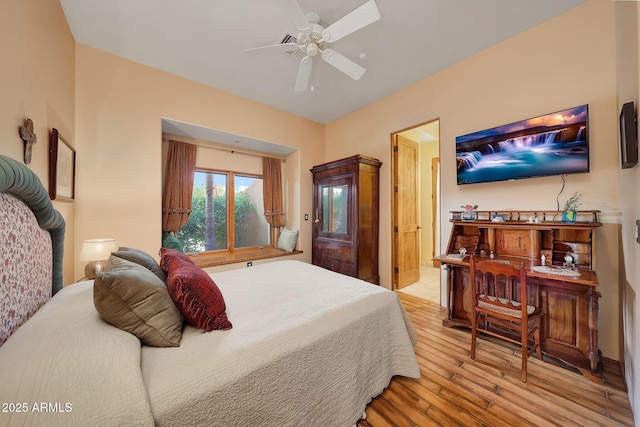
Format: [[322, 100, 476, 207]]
[[320, 184, 348, 234]]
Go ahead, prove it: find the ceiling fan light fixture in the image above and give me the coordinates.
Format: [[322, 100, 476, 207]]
[[248, 0, 380, 92], [305, 11, 320, 25], [306, 42, 319, 57]]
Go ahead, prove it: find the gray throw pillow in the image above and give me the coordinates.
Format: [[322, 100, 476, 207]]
[[111, 246, 167, 282]]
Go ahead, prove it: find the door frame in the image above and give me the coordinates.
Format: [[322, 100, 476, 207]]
[[391, 119, 441, 290]]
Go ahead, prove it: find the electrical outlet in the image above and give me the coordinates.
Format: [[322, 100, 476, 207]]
[[247, 262, 253, 267]]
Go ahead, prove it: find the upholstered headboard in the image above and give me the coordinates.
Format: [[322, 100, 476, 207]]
[[0, 155, 65, 293]]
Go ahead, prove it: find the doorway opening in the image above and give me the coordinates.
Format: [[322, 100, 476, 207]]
[[391, 119, 441, 304]]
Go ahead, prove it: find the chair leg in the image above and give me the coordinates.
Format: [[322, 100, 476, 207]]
[[521, 321, 528, 383], [535, 319, 542, 360], [470, 311, 477, 359]]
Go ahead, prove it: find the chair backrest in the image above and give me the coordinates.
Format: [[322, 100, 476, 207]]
[[470, 257, 529, 319]]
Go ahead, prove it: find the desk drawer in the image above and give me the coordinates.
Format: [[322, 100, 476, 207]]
[[495, 229, 538, 258], [454, 235, 479, 254], [312, 254, 356, 277]]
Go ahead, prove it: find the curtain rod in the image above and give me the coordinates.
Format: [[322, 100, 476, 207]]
[[163, 138, 285, 161]]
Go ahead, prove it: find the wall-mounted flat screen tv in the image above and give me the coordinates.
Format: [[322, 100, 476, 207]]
[[456, 105, 589, 185], [619, 101, 638, 169]]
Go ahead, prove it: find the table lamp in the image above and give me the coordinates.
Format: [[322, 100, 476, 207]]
[[79, 238, 118, 279]]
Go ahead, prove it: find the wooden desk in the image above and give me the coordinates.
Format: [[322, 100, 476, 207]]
[[436, 210, 602, 383]]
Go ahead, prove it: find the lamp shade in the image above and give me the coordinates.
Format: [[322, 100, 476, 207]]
[[79, 238, 118, 262]]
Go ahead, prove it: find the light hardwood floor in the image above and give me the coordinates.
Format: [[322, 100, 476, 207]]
[[398, 265, 441, 303], [365, 293, 635, 427]]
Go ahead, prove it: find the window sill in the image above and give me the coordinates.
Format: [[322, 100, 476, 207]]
[[189, 247, 303, 268]]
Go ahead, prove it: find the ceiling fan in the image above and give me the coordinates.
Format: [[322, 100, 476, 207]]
[[245, 0, 381, 92]]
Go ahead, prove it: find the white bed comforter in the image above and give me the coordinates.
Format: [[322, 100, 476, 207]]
[[143, 261, 419, 427], [0, 260, 419, 427], [0, 282, 154, 427]]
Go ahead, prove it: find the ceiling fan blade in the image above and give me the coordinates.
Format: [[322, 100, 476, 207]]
[[322, 0, 380, 43], [276, 0, 309, 32], [243, 42, 300, 53], [321, 49, 366, 80], [295, 56, 313, 92]]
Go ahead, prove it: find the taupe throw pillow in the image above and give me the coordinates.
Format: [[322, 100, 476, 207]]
[[110, 246, 167, 282], [94, 256, 182, 347]]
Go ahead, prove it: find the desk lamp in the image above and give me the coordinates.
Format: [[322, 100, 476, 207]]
[[79, 238, 118, 279]]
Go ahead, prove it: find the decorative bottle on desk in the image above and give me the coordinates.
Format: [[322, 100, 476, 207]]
[[461, 204, 477, 221]]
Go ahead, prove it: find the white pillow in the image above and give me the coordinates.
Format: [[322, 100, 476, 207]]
[[277, 228, 299, 252]]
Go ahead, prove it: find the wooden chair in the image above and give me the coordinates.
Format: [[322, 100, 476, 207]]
[[469, 256, 543, 382]]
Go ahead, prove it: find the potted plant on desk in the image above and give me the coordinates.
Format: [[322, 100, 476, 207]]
[[562, 191, 582, 223]]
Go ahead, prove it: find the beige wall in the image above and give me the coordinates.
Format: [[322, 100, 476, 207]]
[[0, 0, 76, 285], [326, 0, 622, 360], [615, 0, 640, 420], [74, 44, 324, 279]]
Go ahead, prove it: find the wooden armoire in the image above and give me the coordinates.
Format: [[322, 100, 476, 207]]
[[310, 155, 382, 284]]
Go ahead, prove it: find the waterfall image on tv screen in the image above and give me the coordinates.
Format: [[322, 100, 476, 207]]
[[456, 105, 589, 185]]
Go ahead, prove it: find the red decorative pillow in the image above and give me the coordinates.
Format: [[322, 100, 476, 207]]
[[160, 248, 232, 331], [159, 247, 193, 271]]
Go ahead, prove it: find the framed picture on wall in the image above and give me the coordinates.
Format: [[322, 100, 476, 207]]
[[48, 128, 76, 201]]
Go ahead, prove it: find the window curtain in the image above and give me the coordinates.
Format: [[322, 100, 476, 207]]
[[162, 140, 197, 232], [262, 157, 285, 232]]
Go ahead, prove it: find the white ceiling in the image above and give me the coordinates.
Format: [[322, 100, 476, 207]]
[[59, 0, 586, 125]]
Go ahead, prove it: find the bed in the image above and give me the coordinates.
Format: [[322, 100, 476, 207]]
[[0, 154, 420, 427]]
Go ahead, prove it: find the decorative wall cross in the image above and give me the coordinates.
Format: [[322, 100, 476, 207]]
[[19, 118, 37, 165]]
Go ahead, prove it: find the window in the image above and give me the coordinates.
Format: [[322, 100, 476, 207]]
[[178, 170, 271, 254]]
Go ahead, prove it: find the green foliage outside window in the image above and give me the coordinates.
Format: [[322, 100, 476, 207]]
[[233, 192, 257, 247], [178, 187, 258, 253]]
